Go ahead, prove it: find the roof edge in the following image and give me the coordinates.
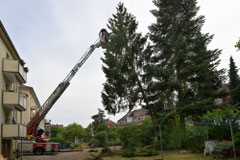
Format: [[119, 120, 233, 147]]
[[0, 20, 21, 60]]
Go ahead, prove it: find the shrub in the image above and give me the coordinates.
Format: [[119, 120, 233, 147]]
[[121, 150, 136, 157], [137, 148, 159, 156], [95, 131, 108, 147], [49, 138, 65, 144], [89, 137, 97, 147], [166, 126, 207, 150], [167, 127, 184, 149], [139, 116, 155, 146], [234, 131, 240, 155], [118, 124, 141, 150], [115, 138, 121, 145], [70, 143, 81, 149], [153, 141, 162, 150], [64, 141, 72, 148], [182, 126, 207, 150], [202, 107, 238, 140]]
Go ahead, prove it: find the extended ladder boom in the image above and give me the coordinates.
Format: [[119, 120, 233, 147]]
[[27, 29, 108, 138]]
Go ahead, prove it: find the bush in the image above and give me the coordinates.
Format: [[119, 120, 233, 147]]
[[118, 124, 141, 150], [121, 150, 136, 157], [95, 131, 108, 147], [167, 128, 184, 149], [234, 131, 240, 155], [49, 138, 65, 144], [115, 138, 121, 145], [166, 126, 207, 150], [202, 107, 238, 140], [139, 116, 155, 146], [70, 143, 81, 149], [138, 148, 159, 156], [64, 141, 72, 148], [89, 138, 97, 147], [182, 126, 207, 150], [153, 141, 162, 150]]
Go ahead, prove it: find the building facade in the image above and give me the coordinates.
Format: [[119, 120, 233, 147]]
[[51, 124, 64, 129], [20, 85, 43, 128], [215, 84, 231, 106], [117, 108, 148, 126], [0, 20, 28, 159]]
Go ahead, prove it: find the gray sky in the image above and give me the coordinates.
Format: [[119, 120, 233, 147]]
[[0, 0, 240, 127]]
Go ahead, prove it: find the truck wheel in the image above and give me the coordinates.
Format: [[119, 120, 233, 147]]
[[16, 150, 20, 158], [51, 150, 55, 155], [35, 148, 44, 155]]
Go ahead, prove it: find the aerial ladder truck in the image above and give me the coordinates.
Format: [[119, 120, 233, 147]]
[[17, 29, 108, 156]]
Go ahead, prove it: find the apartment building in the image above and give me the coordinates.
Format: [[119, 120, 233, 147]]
[[0, 20, 28, 159], [20, 85, 44, 127]]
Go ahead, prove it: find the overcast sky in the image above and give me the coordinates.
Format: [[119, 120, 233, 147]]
[[0, 0, 240, 127]]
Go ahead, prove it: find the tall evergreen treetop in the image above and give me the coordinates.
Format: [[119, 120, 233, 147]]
[[228, 56, 240, 105], [101, 3, 148, 115], [148, 0, 224, 124], [229, 56, 240, 90]]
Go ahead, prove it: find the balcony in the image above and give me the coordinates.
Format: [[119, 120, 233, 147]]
[[2, 59, 27, 83], [3, 91, 26, 111], [1, 124, 27, 139]]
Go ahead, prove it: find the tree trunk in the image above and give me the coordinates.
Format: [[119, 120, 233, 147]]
[[179, 114, 185, 130]]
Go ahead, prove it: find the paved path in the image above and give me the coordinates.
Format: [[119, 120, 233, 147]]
[[20, 146, 121, 160], [21, 150, 93, 160]]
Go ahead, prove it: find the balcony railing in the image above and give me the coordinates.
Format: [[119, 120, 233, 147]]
[[3, 91, 26, 111], [2, 59, 27, 83], [1, 124, 27, 139]]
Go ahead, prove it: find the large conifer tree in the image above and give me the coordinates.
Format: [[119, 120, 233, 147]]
[[229, 56, 240, 104], [148, 0, 224, 126], [101, 3, 148, 114]]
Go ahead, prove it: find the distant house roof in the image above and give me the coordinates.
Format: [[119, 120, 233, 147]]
[[117, 108, 148, 123], [104, 119, 116, 128], [133, 108, 148, 118]]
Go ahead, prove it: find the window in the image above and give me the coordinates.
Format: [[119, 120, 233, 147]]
[[127, 115, 133, 123]]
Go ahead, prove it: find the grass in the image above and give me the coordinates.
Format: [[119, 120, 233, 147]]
[[103, 150, 213, 160]]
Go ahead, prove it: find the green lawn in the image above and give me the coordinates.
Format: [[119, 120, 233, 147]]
[[103, 150, 213, 160]]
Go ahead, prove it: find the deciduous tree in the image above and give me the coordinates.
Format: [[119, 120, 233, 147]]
[[64, 123, 86, 141]]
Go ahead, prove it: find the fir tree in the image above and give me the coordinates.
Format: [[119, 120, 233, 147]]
[[101, 3, 148, 114], [229, 56, 240, 104], [148, 0, 224, 127], [236, 40, 240, 51], [229, 56, 240, 90]]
